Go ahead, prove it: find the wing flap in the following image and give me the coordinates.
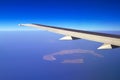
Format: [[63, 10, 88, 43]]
[[98, 43, 119, 49], [59, 36, 80, 40]]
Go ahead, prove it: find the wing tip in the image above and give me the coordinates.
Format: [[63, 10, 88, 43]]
[[18, 23, 34, 27]]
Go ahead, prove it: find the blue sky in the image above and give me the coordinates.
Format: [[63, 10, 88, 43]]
[[0, 0, 120, 31]]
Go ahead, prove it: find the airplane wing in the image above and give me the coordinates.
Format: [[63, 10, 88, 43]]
[[19, 23, 120, 49]]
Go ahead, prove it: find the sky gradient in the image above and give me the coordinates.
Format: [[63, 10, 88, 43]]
[[0, 0, 120, 31], [0, 1, 120, 80]]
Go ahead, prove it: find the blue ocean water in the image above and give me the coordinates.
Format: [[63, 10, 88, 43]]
[[0, 31, 120, 80]]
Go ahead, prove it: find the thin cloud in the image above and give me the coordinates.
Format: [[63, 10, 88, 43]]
[[43, 55, 56, 61], [61, 59, 84, 64], [43, 49, 104, 63], [51, 49, 104, 57]]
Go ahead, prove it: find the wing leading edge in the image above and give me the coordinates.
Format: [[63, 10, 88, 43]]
[[19, 23, 120, 49]]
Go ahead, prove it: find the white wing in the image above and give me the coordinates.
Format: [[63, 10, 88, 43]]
[[19, 23, 120, 49]]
